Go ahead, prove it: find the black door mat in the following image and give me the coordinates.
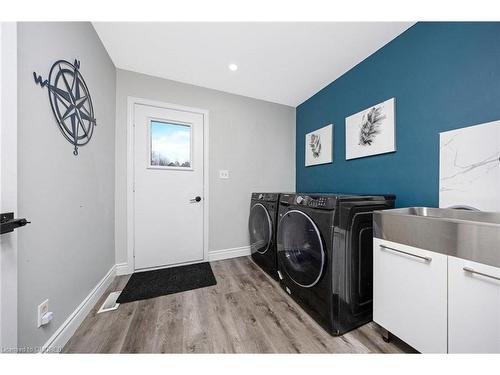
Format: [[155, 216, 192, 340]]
[[116, 262, 217, 304]]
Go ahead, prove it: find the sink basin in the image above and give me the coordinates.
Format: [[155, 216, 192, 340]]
[[373, 207, 500, 268]]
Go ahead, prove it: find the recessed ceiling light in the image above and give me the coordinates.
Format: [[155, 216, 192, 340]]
[[228, 63, 238, 71]]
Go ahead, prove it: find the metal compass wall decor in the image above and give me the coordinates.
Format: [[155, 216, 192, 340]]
[[34, 59, 96, 156]]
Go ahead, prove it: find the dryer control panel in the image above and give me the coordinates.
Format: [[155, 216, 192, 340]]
[[251, 192, 279, 202]]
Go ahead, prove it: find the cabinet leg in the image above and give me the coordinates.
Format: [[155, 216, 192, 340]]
[[381, 328, 391, 343]]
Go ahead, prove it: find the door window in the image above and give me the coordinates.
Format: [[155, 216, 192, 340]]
[[249, 204, 272, 254], [149, 120, 192, 169], [277, 210, 325, 287]]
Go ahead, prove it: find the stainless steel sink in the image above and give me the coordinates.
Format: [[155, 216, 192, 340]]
[[373, 207, 500, 268], [382, 207, 500, 224]]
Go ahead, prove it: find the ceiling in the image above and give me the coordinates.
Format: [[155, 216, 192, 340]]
[[93, 22, 414, 107]]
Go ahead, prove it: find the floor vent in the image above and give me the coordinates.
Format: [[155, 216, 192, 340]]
[[97, 291, 121, 314]]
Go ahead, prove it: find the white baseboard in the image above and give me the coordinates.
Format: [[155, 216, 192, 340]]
[[41, 264, 116, 353], [208, 246, 251, 262], [116, 262, 132, 276], [117, 245, 251, 275]]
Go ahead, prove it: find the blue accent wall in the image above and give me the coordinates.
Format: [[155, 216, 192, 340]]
[[296, 22, 500, 207]]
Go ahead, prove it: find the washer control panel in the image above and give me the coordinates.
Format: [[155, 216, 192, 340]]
[[280, 193, 395, 210], [290, 195, 336, 209]]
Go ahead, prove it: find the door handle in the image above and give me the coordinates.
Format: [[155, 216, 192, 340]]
[[380, 244, 432, 262], [189, 196, 202, 203], [1, 212, 31, 235], [463, 267, 500, 282]]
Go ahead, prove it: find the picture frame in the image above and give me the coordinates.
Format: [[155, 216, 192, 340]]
[[345, 98, 396, 160], [305, 124, 333, 167]]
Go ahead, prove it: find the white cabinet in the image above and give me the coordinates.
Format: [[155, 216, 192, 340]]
[[448, 256, 500, 353], [373, 238, 448, 353]]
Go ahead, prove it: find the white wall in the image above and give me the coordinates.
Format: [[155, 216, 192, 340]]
[[115, 69, 295, 265], [17, 22, 116, 350]]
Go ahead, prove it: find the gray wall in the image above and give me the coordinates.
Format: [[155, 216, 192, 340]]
[[17, 22, 116, 349], [115, 69, 295, 264]]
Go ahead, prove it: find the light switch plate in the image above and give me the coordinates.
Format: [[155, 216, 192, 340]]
[[37, 299, 49, 328], [219, 170, 229, 179]]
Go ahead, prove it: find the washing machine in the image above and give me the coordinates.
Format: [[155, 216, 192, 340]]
[[249, 193, 280, 280], [276, 193, 395, 335]]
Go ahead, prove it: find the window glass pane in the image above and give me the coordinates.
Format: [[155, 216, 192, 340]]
[[150, 121, 191, 168]]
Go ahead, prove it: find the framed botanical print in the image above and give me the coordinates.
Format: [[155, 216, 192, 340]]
[[305, 124, 333, 167], [345, 98, 396, 160]]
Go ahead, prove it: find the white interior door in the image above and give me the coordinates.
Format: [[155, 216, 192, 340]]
[[133, 103, 205, 270], [0, 22, 18, 350]]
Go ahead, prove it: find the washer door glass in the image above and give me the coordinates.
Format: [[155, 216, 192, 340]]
[[277, 210, 325, 287], [249, 203, 272, 254]]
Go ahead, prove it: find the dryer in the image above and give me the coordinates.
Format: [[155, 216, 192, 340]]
[[276, 193, 395, 335], [249, 193, 280, 280]]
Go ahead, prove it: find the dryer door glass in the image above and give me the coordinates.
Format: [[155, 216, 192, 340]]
[[249, 203, 272, 254], [277, 210, 325, 287]]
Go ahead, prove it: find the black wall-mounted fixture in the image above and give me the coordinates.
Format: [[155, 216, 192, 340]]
[[33, 59, 96, 156], [1, 212, 30, 235]]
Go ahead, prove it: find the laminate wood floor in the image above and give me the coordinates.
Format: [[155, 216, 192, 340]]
[[63, 257, 414, 353]]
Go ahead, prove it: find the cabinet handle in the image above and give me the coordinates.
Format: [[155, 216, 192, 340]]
[[380, 244, 432, 262], [463, 267, 500, 282]]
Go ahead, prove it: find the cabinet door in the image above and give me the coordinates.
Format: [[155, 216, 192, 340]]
[[448, 256, 500, 353], [373, 238, 448, 353]]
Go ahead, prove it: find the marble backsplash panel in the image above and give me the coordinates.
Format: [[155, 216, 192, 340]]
[[440, 120, 500, 211]]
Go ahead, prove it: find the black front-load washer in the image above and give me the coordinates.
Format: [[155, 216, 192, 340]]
[[276, 193, 395, 335], [249, 193, 280, 280]]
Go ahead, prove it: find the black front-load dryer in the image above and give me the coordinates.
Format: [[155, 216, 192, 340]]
[[249, 193, 280, 280], [276, 193, 395, 335]]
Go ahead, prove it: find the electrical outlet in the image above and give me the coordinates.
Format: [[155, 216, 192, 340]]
[[37, 299, 49, 328], [219, 170, 229, 179]]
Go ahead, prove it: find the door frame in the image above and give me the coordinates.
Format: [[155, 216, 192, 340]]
[[0, 22, 18, 350], [126, 97, 210, 273]]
